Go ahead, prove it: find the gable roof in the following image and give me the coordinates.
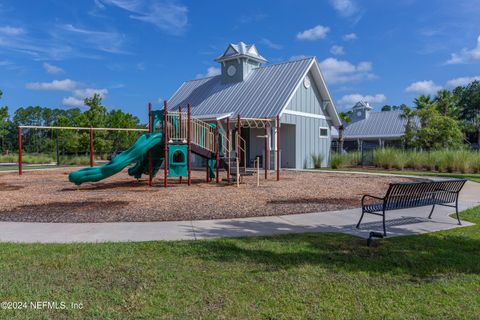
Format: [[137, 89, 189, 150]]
[[333, 110, 420, 139], [215, 42, 267, 64], [168, 57, 340, 125], [352, 101, 372, 110]]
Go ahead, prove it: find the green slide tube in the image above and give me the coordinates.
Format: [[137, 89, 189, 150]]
[[68, 132, 163, 185]]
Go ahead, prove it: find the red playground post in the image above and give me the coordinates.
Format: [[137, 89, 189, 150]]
[[89, 127, 94, 167], [18, 126, 22, 176], [237, 114, 241, 164], [148, 102, 153, 186], [187, 104, 191, 186], [276, 115, 280, 181], [215, 123, 219, 184], [226, 117, 231, 183], [265, 123, 269, 179], [164, 100, 168, 188], [179, 105, 183, 184]]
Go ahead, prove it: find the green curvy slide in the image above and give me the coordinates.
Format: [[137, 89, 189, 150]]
[[68, 132, 164, 185]]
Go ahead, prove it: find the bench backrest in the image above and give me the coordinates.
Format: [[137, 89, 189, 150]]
[[384, 179, 467, 209]]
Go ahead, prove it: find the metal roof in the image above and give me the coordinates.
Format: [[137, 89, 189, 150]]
[[215, 42, 267, 64], [168, 57, 315, 119], [332, 110, 421, 139]]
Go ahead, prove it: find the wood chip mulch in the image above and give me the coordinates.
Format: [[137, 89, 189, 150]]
[[0, 169, 417, 223]]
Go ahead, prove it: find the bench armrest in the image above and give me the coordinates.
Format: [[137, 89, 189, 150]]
[[361, 194, 385, 206]]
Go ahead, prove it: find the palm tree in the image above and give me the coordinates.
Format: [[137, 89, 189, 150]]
[[413, 95, 434, 110], [338, 111, 352, 153], [435, 89, 458, 117], [400, 106, 416, 149]]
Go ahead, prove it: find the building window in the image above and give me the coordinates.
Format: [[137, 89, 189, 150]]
[[319, 127, 328, 138]]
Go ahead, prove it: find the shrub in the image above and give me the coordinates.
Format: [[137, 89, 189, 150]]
[[472, 152, 480, 173], [393, 151, 408, 170], [405, 151, 426, 170], [311, 153, 324, 169], [373, 148, 397, 169], [452, 150, 471, 173], [330, 153, 342, 169], [330, 152, 360, 169]]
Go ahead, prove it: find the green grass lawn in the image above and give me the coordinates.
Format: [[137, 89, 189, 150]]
[[0, 207, 479, 319], [0, 165, 75, 172], [325, 168, 480, 183]]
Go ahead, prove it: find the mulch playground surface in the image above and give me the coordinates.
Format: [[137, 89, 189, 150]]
[[0, 168, 416, 223]]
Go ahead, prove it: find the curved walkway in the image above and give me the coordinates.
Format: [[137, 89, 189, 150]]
[[0, 173, 478, 243]]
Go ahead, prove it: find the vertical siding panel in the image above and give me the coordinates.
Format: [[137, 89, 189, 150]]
[[282, 73, 332, 169]]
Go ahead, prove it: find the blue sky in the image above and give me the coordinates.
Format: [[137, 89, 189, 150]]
[[0, 0, 479, 122]]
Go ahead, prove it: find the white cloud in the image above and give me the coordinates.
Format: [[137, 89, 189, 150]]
[[446, 35, 480, 64], [330, 45, 345, 55], [290, 55, 309, 61], [43, 62, 64, 74], [446, 76, 480, 88], [405, 80, 443, 95], [62, 96, 85, 107], [73, 88, 108, 99], [196, 66, 220, 79], [260, 38, 282, 50], [338, 93, 386, 108], [26, 79, 77, 91], [0, 26, 25, 35], [99, 0, 188, 35], [330, 0, 358, 17], [343, 33, 357, 41], [296, 25, 330, 41], [59, 24, 126, 54], [26, 78, 107, 107], [63, 88, 109, 107], [318, 58, 376, 84]]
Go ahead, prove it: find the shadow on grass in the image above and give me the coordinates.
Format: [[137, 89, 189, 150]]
[[188, 209, 480, 278]]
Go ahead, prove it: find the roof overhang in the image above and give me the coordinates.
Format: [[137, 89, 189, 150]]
[[192, 112, 233, 121], [215, 54, 267, 64], [336, 134, 404, 139]]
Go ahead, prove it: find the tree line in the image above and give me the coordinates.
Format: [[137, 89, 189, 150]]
[[0, 93, 145, 156], [338, 81, 480, 151]]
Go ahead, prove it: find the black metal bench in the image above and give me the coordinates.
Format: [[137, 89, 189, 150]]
[[356, 179, 467, 236]]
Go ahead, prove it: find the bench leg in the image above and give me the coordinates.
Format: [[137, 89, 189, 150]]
[[455, 200, 461, 225], [428, 204, 435, 219], [382, 209, 387, 237], [356, 209, 365, 229]]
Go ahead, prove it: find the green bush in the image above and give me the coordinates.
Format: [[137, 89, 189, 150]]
[[330, 152, 360, 169], [0, 153, 55, 164], [330, 153, 342, 169], [373, 148, 397, 169], [311, 153, 324, 169], [367, 148, 480, 173], [472, 152, 480, 173]]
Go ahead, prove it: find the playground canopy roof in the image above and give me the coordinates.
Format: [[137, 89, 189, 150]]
[[168, 57, 340, 125]]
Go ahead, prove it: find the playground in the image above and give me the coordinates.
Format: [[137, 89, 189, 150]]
[[0, 168, 414, 222]]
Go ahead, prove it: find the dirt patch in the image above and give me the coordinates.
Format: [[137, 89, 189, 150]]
[[0, 200, 129, 222], [0, 182, 24, 191], [0, 168, 417, 223]]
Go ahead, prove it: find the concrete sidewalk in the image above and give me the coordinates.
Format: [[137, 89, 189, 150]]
[[0, 179, 478, 244]]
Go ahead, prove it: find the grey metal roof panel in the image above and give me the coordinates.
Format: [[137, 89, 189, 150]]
[[168, 57, 314, 119], [342, 111, 420, 138]]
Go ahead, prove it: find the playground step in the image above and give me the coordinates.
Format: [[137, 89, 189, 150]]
[[220, 157, 253, 177]]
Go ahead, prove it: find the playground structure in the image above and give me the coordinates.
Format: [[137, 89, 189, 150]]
[[17, 101, 281, 187]]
